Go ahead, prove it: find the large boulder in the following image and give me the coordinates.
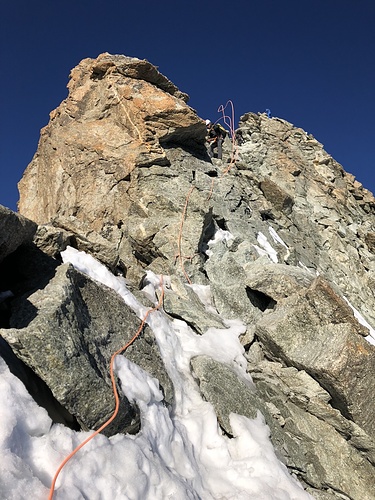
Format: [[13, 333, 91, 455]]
[[1, 263, 173, 435], [255, 276, 375, 437]]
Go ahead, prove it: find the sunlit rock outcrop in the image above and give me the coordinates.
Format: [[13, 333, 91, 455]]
[[18, 52, 206, 280]]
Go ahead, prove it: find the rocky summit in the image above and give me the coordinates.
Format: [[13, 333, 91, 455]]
[[1, 53, 375, 499]]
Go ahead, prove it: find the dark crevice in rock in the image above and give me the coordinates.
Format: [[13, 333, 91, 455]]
[[0, 245, 60, 329], [0, 244, 59, 299], [207, 170, 218, 178], [197, 213, 230, 264], [165, 310, 201, 337], [162, 142, 209, 161], [120, 404, 141, 436], [115, 259, 128, 278], [198, 208, 216, 256], [133, 249, 152, 267], [64, 234, 81, 252], [9, 297, 38, 329], [314, 378, 353, 422], [197, 264, 210, 282], [218, 423, 234, 439], [215, 217, 228, 231], [127, 235, 162, 268], [91, 69, 107, 80], [246, 287, 277, 312], [0, 295, 12, 328], [198, 212, 229, 258], [260, 209, 275, 221]]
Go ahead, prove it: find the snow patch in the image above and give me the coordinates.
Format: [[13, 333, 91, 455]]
[[253, 232, 278, 263]]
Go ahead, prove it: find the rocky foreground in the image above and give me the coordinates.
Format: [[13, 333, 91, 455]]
[[1, 53, 375, 499]]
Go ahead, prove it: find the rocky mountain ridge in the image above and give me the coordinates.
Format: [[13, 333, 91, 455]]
[[1, 53, 375, 499]]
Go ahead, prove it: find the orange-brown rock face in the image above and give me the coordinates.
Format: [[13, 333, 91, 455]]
[[18, 53, 206, 231]]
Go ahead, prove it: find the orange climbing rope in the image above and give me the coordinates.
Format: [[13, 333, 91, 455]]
[[48, 277, 165, 500]]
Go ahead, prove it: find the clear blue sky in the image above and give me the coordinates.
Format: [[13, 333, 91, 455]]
[[1, 0, 374, 211]]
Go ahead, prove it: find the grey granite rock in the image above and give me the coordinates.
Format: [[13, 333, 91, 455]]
[[192, 355, 375, 499], [255, 276, 375, 437], [1, 263, 173, 436]]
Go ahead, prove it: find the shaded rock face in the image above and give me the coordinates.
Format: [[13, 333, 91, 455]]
[[2, 263, 173, 435], [2, 53, 375, 498], [0, 205, 37, 263]]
